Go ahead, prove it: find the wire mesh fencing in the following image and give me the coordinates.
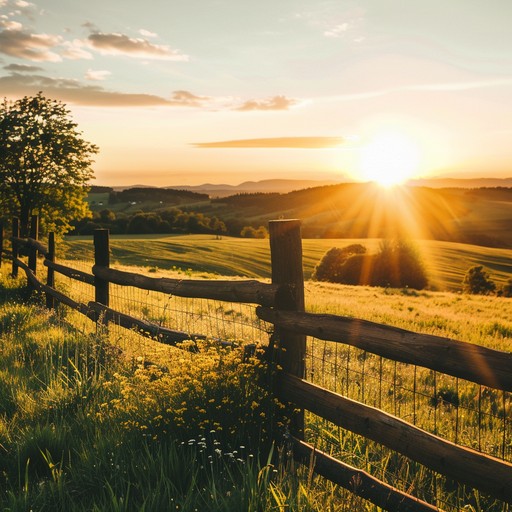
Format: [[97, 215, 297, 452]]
[[305, 335, 512, 511]]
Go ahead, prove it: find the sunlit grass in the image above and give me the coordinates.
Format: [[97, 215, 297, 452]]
[[2, 256, 511, 510], [61, 235, 512, 291]]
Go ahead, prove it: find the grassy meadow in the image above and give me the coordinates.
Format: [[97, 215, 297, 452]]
[[62, 234, 512, 292], [1, 232, 511, 510]]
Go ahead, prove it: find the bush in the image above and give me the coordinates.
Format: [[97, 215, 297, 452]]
[[462, 266, 496, 295], [501, 278, 512, 298], [312, 244, 366, 282], [313, 240, 428, 289]]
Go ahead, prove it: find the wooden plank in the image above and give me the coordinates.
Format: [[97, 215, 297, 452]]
[[278, 372, 512, 503], [257, 307, 512, 392], [44, 260, 95, 285], [291, 438, 442, 512], [92, 265, 278, 306], [87, 301, 204, 348]]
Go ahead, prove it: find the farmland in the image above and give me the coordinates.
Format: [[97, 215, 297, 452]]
[[62, 234, 512, 292], [1, 223, 511, 510]]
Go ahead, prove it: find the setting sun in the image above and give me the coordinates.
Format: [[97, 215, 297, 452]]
[[359, 131, 421, 187]]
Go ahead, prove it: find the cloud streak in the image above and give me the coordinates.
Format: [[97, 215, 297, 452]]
[[235, 95, 297, 111], [87, 32, 189, 60], [192, 137, 344, 149], [325, 78, 512, 102]]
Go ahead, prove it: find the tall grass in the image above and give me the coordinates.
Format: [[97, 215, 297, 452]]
[[0, 267, 355, 511]]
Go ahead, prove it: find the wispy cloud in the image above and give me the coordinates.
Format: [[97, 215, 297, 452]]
[[0, 73, 174, 106], [323, 78, 512, 103], [0, 72, 224, 108], [0, 21, 62, 61], [87, 31, 189, 61], [324, 23, 349, 38], [3, 62, 43, 72], [169, 90, 210, 106], [61, 38, 93, 60], [84, 69, 111, 81], [235, 95, 297, 111], [192, 137, 344, 149], [139, 28, 157, 38]]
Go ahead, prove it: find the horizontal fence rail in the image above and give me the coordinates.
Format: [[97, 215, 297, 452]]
[[257, 307, 512, 392], [92, 265, 278, 306], [4, 216, 512, 511], [45, 260, 95, 285], [291, 438, 440, 512]]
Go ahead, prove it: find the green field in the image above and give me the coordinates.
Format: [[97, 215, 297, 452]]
[[2, 236, 512, 510], [62, 235, 512, 292]]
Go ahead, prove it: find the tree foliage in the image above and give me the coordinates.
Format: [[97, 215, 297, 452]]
[[501, 278, 512, 298], [313, 240, 428, 289], [462, 265, 496, 295], [312, 244, 367, 281], [0, 93, 98, 236]]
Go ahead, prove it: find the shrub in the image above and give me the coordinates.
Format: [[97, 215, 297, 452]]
[[312, 244, 366, 282], [500, 278, 512, 298], [462, 265, 496, 295], [313, 240, 428, 289]]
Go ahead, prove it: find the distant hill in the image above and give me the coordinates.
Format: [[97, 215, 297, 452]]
[[87, 180, 512, 248], [166, 179, 342, 197], [408, 177, 512, 188], [101, 177, 512, 195], [203, 183, 512, 248]]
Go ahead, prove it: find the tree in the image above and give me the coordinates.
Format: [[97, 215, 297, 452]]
[[312, 244, 367, 282], [462, 266, 496, 295], [0, 93, 98, 236], [240, 226, 256, 238], [312, 240, 428, 289], [501, 278, 512, 298]]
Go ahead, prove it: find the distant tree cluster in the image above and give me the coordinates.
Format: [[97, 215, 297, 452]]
[[108, 187, 208, 205], [313, 240, 429, 290], [71, 207, 226, 236], [462, 265, 512, 297], [240, 225, 268, 238]]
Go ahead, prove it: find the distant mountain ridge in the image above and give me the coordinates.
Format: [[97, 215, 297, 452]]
[[165, 179, 341, 196], [108, 177, 512, 196]]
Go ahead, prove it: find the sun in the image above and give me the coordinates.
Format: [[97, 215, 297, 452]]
[[359, 131, 420, 187]]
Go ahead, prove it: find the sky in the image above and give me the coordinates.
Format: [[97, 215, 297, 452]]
[[0, 0, 511, 186]]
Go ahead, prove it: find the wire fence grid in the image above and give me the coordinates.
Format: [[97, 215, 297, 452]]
[[306, 335, 512, 511]]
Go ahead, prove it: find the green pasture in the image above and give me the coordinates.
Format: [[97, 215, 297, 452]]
[[62, 235, 512, 292]]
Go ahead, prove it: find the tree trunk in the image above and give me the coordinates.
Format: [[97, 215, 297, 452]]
[[19, 206, 30, 238]]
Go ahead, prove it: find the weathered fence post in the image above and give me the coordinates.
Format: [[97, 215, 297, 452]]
[[46, 232, 56, 310], [94, 229, 110, 307], [27, 214, 39, 291], [268, 219, 306, 438], [0, 221, 3, 268], [11, 218, 19, 278]]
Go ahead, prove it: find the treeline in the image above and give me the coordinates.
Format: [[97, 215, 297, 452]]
[[71, 207, 267, 238], [71, 208, 227, 236], [108, 187, 208, 204]]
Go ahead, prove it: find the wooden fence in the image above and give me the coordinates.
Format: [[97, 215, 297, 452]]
[[2, 215, 512, 511]]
